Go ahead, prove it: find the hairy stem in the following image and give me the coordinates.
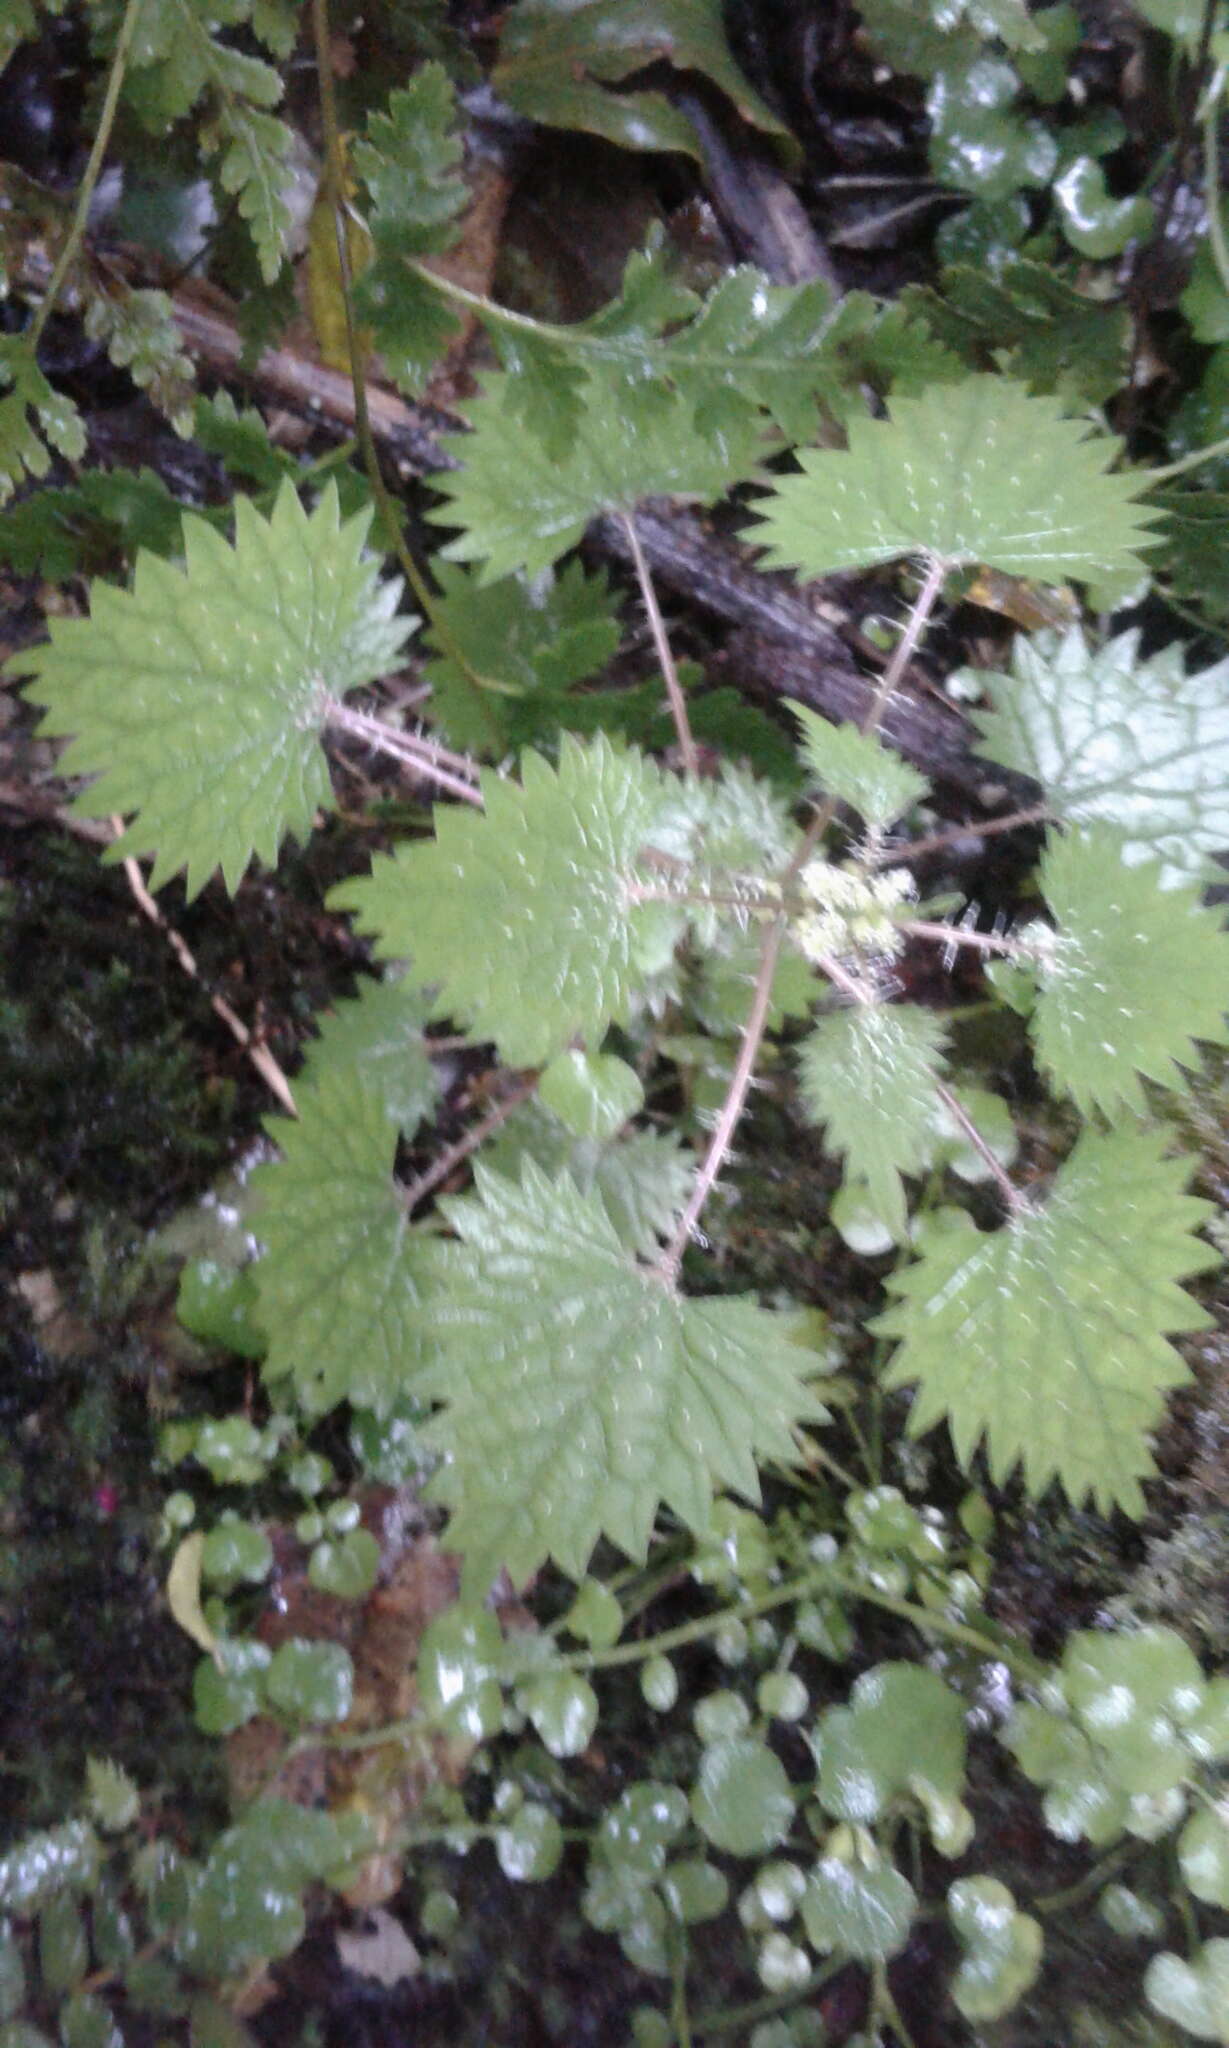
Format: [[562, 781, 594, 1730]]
[[902, 916, 1022, 957], [934, 1080, 1025, 1215], [400, 1071, 539, 1214], [29, 0, 146, 349], [327, 699, 483, 806], [876, 803, 1053, 867], [656, 915, 787, 1283], [621, 511, 698, 774], [865, 551, 949, 734], [1147, 429, 1229, 484]]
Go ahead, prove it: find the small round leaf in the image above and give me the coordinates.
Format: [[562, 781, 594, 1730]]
[[308, 1527, 380, 1600], [1179, 1806, 1229, 1908], [661, 1860, 728, 1925], [517, 1672, 598, 1758], [496, 1803, 563, 1882], [265, 1639, 354, 1724], [691, 1740, 794, 1857], [418, 1606, 504, 1742], [801, 1853, 915, 1962], [640, 1655, 678, 1712]]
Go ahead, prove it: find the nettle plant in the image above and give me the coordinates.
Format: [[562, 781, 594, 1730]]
[[6, 33, 1229, 2048]]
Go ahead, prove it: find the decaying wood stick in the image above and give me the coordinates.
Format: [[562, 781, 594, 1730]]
[[14, 244, 1038, 813]]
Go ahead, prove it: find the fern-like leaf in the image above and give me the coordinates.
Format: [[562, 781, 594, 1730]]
[[250, 1068, 437, 1415], [84, 286, 195, 434], [331, 734, 673, 1067], [748, 376, 1160, 584], [352, 63, 469, 390], [968, 625, 1229, 886], [0, 338, 85, 504], [119, 4, 295, 280], [876, 1126, 1216, 1516], [1027, 827, 1229, 1118], [798, 1004, 948, 1238], [419, 1160, 828, 1583], [21, 482, 410, 897]]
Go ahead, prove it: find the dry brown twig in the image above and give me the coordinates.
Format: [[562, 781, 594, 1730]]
[[109, 817, 299, 1117]]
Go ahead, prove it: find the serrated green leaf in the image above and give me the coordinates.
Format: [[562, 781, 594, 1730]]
[[123, 6, 293, 279], [789, 705, 928, 828], [84, 1759, 139, 1834], [1027, 828, 1229, 1117], [422, 558, 621, 755], [539, 1051, 644, 1140], [878, 1127, 1216, 1515], [21, 482, 411, 897], [298, 972, 438, 1134], [969, 626, 1229, 886], [749, 377, 1159, 584], [799, 1004, 947, 1240], [332, 734, 670, 1067], [645, 267, 841, 446], [0, 465, 191, 581], [418, 1161, 826, 1582], [250, 1067, 437, 1415], [429, 369, 759, 583], [484, 1103, 694, 1256]]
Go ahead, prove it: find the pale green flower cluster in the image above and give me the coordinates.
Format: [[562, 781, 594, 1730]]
[[793, 859, 916, 967]]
